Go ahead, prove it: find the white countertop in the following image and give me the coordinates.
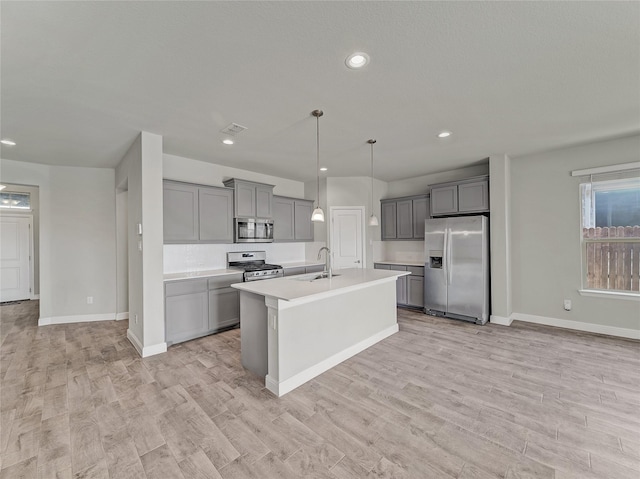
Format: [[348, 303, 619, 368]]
[[231, 268, 409, 302], [279, 261, 324, 268], [163, 269, 243, 282]]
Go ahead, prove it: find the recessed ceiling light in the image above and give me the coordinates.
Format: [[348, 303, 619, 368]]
[[437, 131, 452, 138], [222, 139, 234, 145], [320, 167, 328, 172], [345, 52, 370, 69], [1, 139, 17, 146]]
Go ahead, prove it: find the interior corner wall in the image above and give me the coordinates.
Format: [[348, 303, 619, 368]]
[[385, 164, 489, 198], [325, 177, 388, 269], [115, 132, 165, 356], [0, 158, 116, 321], [510, 134, 640, 331], [163, 153, 305, 198], [116, 135, 144, 345]]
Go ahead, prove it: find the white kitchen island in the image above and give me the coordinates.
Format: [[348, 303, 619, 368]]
[[231, 268, 409, 397]]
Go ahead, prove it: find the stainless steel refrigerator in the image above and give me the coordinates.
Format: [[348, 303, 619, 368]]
[[424, 215, 489, 325]]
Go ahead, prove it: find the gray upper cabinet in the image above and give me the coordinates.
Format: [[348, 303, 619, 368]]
[[430, 185, 459, 216], [273, 197, 295, 241], [293, 200, 313, 241], [223, 179, 274, 219], [255, 185, 273, 218], [430, 176, 489, 216], [164, 180, 233, 244], [199, 187, 233, 242], [381, 202, 397, 240], [458, 180, 489, 213], [273, 196, 314, 242], [164, 182, 199, 242], [381, 195, 430, 241], [412, 196, 429, 240]]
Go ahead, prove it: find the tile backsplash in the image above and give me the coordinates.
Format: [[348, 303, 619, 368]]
[[164, 242, 307, 273], [374, 240, 425, 264]]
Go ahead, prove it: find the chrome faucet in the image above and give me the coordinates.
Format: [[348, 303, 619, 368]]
[[317, 247, 332, 279]]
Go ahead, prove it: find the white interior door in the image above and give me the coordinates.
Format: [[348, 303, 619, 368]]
[[0, 216, 31, 302], [330, 207, 364, 270]]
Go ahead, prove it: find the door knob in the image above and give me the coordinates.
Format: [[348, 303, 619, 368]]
[[355, 260, 361, 263]]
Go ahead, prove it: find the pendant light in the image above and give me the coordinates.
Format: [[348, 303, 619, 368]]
[[311, 110, 325, 222], [368, 139, 379, 226]]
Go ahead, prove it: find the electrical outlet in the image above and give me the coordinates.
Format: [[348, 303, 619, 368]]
[[87, 296, 93, 304], [563, 299, 572, 311]]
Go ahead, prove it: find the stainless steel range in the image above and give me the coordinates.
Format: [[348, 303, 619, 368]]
[[227, 251, 284, 282]]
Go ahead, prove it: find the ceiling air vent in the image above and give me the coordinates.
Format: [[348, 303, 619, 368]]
[[220, 123, 248, 136]]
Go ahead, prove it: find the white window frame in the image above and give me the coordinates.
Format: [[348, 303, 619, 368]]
[[578, 174, 640, 299]]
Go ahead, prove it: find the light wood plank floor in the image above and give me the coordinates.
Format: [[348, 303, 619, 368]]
[[1, 300, 639, 478]]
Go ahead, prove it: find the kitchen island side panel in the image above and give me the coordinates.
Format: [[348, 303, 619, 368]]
[[274, 280, 397, 384]]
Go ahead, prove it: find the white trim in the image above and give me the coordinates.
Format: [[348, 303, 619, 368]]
[[512, 312, 640, 340], [571, 162, 640, 177], [490, 315, 513, 326], [38, 312, 116, 326], [30, 294, 40, 300], [115, 312, 129, 320], [127, 329, 143, 355], [578, 289, 640, 301], [127, 329, 167, 358], [265, 324, 399, 397]]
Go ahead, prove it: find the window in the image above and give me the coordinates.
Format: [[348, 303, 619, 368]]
[[0, 191, 31, 210], [580, 175, 640, 293]]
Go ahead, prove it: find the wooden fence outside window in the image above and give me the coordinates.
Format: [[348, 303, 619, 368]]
[[583, 226, 640, 292]]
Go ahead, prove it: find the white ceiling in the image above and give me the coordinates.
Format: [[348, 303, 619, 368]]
[[1, 1, 639, 182]]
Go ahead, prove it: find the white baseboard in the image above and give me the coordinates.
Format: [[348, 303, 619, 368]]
[[126, 329, 167, 358], [115, 312, 129, 321], [512, 312, 640, 340], [30, 294, 40, 300], [38, 312, 116, 326], [490, 315, 513, 326], [265, 324, 399, 397]]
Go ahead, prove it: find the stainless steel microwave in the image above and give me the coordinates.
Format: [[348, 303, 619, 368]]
[[234, 218, 274, 243]]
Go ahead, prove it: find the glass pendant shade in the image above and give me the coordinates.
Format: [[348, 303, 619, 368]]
[[312, 207, 325, 222], [368, 214, 379, 226]]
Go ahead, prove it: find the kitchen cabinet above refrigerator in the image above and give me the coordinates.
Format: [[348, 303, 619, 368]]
[[430, 175, 489, 217]]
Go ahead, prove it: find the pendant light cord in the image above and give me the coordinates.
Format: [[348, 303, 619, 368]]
[[316, 114, 320, 208], [370, 142, 374, 212]]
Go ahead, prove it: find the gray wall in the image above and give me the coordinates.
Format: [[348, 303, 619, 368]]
[[0, 158, 116, 319], [510, 134, 640, 331]]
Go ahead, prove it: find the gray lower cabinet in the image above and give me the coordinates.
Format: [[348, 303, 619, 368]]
[[164, 180, 233, 244], [430, 176, 489, 216], [165, 279, 209, 345], [165, 273, 243, 346], [273, 196, 314, 242], [374, 263, 424, 308], [305, 264, 324, 274], [283, 264, 325, 276], [381, 195, 430, 241]]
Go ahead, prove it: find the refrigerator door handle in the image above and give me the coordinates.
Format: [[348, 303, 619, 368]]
[[443, 227, 449, 285], [447, 227, 453, 285]]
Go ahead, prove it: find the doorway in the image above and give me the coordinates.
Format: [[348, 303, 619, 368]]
[[0, 216, 32, 302], [329, 207, 365, 270]]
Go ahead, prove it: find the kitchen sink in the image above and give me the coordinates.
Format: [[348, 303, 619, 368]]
[[290, 272, 341, 282]]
